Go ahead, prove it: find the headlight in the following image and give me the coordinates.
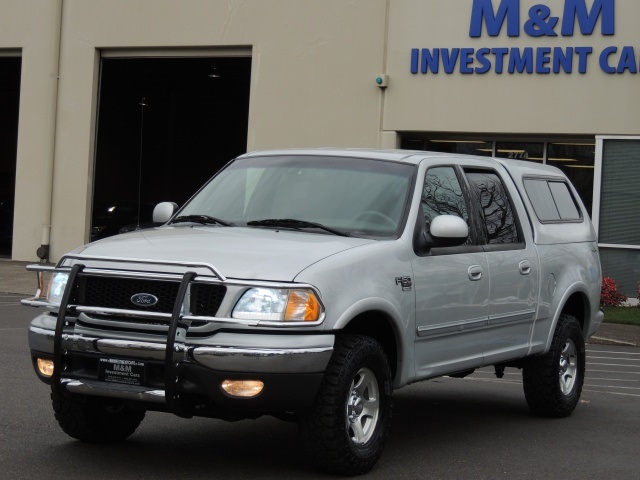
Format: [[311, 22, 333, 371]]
[[47, 272, 69, 305], [232, 288, 323, 322]]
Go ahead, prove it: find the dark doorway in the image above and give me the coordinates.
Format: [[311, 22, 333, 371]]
[[92, 56, 251, 241], [0, 57, 22, 257]]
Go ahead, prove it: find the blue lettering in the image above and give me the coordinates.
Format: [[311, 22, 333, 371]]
[[553, 47, 573, 73], [524, 5, 559, 37], [492, 48, 510, 73], [508, 47, 534, 74], [599, 46, 617, 73], [536, 47, 551, 73], [561, 0, 615, 36], [421, 49, 439, 73], [411, 49, 419, 74], [617, 46, 638, 74], [470, 0, 520, 37], [408, 46, 603, 75], [475, 48, 492, 74], [575, 47, 593, 73], [442, 48, 460, 74], [460, 48, 475, 74]]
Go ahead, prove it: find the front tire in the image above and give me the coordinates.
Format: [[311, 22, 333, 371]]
[[299, 335, 393, 475], [51, 389, 145, 442], [522, 314, 585, 417]]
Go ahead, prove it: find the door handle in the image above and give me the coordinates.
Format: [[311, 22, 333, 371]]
[[468, 265, 483, 281], [519, 260, 531, 275]]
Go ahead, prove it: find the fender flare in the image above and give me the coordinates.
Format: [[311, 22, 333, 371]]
[[543, 282, 592, 352], [333, 297, 414, 387]]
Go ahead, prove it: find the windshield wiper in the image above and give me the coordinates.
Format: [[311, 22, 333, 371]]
[[247, 218, 350, 237], [170, 214, 234, 227]]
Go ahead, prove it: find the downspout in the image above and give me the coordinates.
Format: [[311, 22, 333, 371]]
[[37, 0, 64, 262], [377, 0, 395, 149]]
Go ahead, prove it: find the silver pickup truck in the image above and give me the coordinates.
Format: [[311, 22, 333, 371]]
[[24, 149, 603, 475]]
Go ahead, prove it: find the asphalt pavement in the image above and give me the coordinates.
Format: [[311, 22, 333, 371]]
[[2, 296, 639, 479], [1, 258, 638, 346]]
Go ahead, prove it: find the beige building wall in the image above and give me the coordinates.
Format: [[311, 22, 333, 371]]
[[1, 1, 63, 262], [3, 0, 389, 261], [384, 0, 640, 135], [3, 1, 638, 262]]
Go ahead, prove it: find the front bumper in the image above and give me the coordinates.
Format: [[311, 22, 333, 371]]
[[29, 314, 334, 416], [587, 309, 605, 338], [25, 258, 334, 418]]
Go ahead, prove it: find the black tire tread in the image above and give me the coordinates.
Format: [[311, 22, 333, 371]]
[[299, 334, 393, 476], [522, 314, 585, 418], [51, 390, 145, 443]]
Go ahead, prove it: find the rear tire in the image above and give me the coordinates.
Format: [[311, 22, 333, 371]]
[[522, 314, 585, 417], [51, 389, 145, 442], [299, 335, 393, 475]]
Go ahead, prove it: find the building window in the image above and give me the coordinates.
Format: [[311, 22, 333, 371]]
[[400, 137, 492, 157], [495, 141, 544, 162], [596, 138, 640, 298]]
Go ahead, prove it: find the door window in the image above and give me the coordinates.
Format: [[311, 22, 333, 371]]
[[422, 167, 470, 242], [465, 170, 521, 245]]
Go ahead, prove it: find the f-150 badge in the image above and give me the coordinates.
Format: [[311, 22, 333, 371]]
[[395, 276, 412, 291]]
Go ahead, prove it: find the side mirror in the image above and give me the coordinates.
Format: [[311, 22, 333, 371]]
[[152, 202, 179, 224], [425, 215, 469, 247]]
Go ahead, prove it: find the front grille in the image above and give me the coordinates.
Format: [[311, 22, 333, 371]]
[[69, 275, 227, 317], [190, 283, 227, 316], [71, 276, 180, 313]]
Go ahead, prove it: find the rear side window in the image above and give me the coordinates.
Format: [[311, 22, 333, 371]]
[[465, 170, 521, 244], [524, 179, 582, 222]]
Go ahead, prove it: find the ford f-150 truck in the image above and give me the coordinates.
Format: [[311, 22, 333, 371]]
[[24, 149, 603, 475]]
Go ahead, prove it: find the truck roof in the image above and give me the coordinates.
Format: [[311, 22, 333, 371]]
[[238, 148, 566, 177], [240, 148, 432, 164]]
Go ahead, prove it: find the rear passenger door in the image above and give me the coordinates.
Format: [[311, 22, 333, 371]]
[[462, 167, 539, 364]]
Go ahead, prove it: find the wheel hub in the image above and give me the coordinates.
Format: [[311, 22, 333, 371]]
[[344, 367, 381, 445], [558, 338, 578, 395], [347, 391, 364, 422]]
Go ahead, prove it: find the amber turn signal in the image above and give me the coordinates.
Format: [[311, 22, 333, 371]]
[[285, 290, 321, 322]]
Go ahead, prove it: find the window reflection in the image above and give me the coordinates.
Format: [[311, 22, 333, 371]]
[[422, 167, 470, 243], [465, 171, 520, 244]]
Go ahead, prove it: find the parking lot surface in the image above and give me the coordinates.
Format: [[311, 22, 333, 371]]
[[1, 294, 639, 479]]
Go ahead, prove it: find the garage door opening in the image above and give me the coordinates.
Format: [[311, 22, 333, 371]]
[[92, 56, 251, 241], [0, 57, 21, 257]]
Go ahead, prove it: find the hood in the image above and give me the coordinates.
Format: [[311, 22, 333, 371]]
[[73, 226, 375, 281]]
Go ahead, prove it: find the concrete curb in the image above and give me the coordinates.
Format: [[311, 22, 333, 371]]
[[588, 336, 637, 347]]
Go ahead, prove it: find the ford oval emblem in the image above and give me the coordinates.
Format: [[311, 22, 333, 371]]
[[130, 293, 159, 307]]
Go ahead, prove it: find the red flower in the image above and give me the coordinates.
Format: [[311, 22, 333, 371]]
[[600, 277, 627, 307]]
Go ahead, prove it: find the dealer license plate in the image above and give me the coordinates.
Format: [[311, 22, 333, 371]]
[[99, 358, 146, 386]]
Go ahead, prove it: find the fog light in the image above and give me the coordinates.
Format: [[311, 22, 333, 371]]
[[37, 358, 54, 377], [221, 379, 264, 398]]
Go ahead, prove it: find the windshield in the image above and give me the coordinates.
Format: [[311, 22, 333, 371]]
[[178, 155, 416, 238]]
